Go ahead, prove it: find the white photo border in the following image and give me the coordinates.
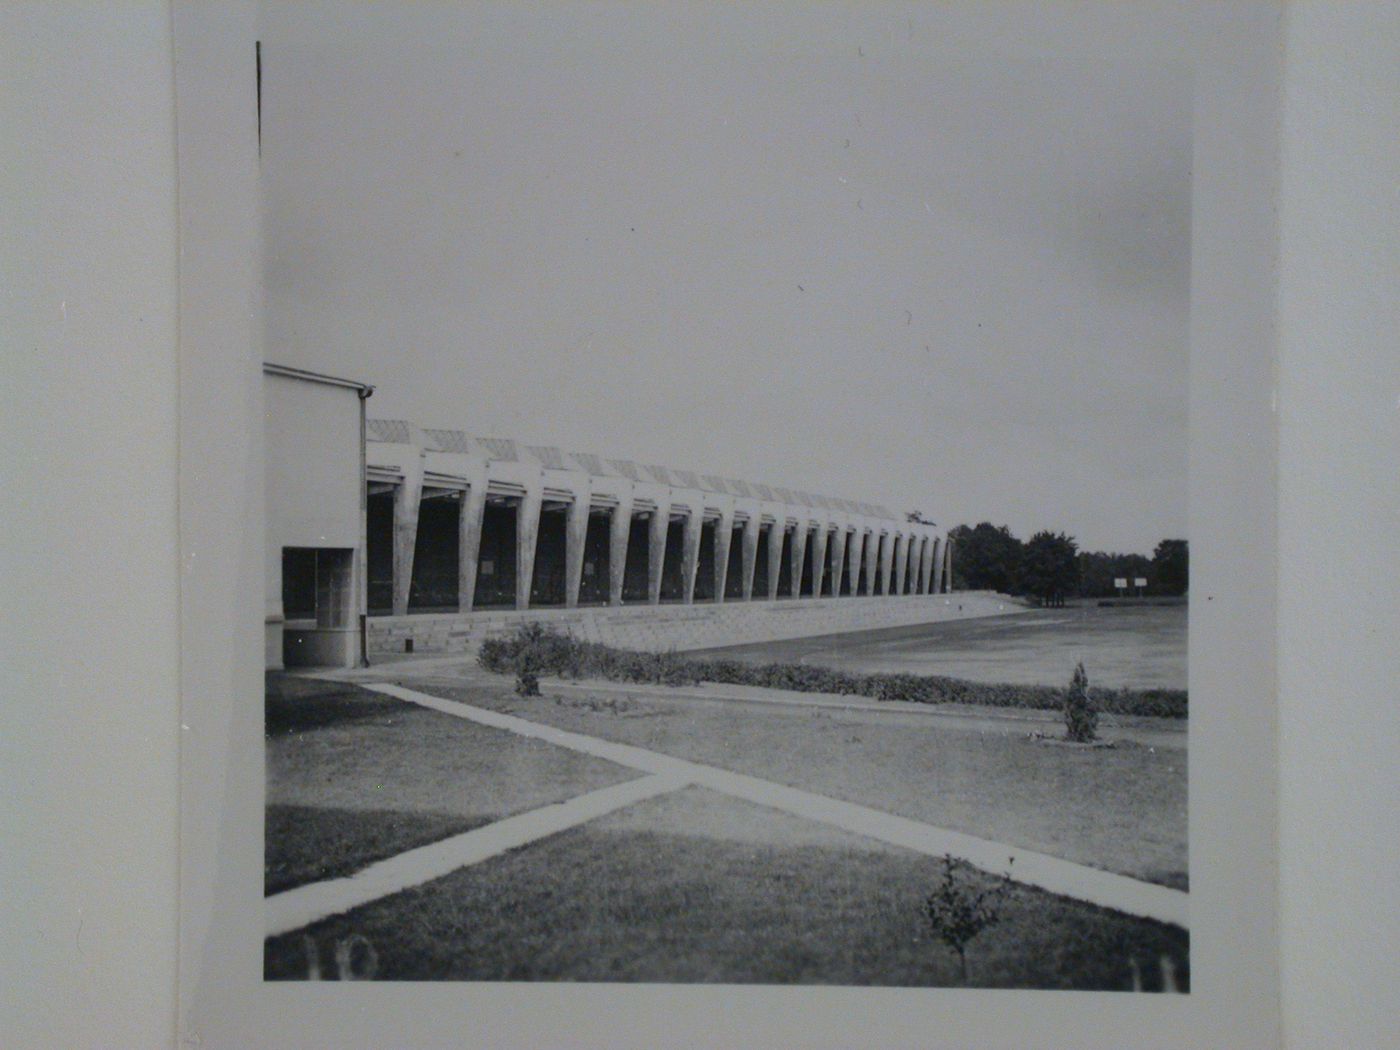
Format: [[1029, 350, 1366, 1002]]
[[176, 3, 1283, 1046]]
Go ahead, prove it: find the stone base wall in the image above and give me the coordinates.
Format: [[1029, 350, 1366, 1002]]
[[367, 591, 1013, 657]]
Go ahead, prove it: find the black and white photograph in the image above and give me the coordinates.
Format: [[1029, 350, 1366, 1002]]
[[15, 2, 1400, 1048], [258, 2, 1193, 991]]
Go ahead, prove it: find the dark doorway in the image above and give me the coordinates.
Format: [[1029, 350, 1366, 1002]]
[[694, 520, 717, 601], [530, 508, 567, 606], [281, 546, 355, 667], [366, 491, 394, 614], [777, 529, 794, 598], [578, 510, 611, 605], [799, 530, 815, 596], [724, 524, 745, 599], [473, 502, 518, 608], [622, 515, 650, 602], [753, 524, 771, 598], [408, 495, 460, 612], [660, 519, 686, 602]]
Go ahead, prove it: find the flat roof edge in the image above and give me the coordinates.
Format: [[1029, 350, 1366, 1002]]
[[264, 361, 375, 395]]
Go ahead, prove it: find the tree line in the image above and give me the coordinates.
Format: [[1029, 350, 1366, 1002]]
[[940, 522, 1188, 606]]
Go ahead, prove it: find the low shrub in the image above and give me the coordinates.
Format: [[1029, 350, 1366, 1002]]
[[512, 622, 554, 696], [1063, 661, 1098, 742], [924, 854, 1013, 983], [476, 625, 1187, 718]]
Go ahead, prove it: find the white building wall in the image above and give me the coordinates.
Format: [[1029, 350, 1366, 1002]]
[[264, 369, 366, 667]]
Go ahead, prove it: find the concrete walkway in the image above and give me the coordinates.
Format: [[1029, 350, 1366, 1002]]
[[344, 683, 1190, 930], [266, 771, 689, 937]]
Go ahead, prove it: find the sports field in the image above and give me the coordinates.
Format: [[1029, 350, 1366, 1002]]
[[692, 603, 1187, 691]]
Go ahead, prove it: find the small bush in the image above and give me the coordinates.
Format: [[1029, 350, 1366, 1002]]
[[477, 635, 519, 675], [478, 624, 705, 692], [511, 622, 553, 696], [924, 854, 1013, 983], [1063, 662, 1098, 742]]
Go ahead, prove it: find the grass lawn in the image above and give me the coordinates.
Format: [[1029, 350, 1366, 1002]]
[[413, 673, 1187, 889], [266, 674, 639, 893], [266, 805, 489, 895], [266, 787, 1187, 989]]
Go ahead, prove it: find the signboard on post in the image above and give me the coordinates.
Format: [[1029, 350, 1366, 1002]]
[[1134, 577, 1148, 588], [1114, 578, 1127, 590]]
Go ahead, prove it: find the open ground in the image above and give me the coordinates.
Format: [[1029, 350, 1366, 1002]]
[[265, 623, 1188, 988], [693, 603, 1188, 690]]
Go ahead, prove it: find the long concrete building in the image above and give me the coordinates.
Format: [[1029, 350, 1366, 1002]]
[[265, 362, 955, 669]]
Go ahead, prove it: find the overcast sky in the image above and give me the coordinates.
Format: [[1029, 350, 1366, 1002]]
[[260, 2, 1194, 554]]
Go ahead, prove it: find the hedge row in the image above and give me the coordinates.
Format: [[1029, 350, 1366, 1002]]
[[477, 626, 1187, 719], [685, 658, 1186, 719], [478, 627, 702, 688]]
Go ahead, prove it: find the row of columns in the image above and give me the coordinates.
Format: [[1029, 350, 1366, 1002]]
[[372, 431, 950, 616], [395, 497, 948, 615]]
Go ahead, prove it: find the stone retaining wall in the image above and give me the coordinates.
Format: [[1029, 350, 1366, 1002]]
[[368, 591, 1014, 657]]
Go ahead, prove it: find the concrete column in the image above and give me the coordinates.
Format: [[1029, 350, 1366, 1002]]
[[880, 531, 896, 596], [915, 535, 930, 594], [904, 534, 918, 593], [809, 524, 829, 597], [680, 507, 704, 604], [892, 533, 908, 596], [931, 537, 944, 594], [713, 508, 735, 603], [647, 494, 673, 605], [829, 526, 847, 597], [391, 452, 425, 616], [766, 522, 784, 601], [741, 516, 760, 599], [788, 523, 808, 599], [607, 493, 634, 606], [943, 536, 954, 592], [563, 483, 592, 608], [456, 476, 488, 612], [515, 482, 543, 610]]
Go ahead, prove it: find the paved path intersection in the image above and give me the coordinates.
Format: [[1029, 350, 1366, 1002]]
[[266, 682, 1189, 938]]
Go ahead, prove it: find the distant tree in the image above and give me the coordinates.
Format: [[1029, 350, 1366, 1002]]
[[947, 523, 1025, 594], [906, 510, 936, 525], [1121, 554, 1152, 593], [1152, 539, 1189, 596], [1076, 551, 1115, 598], [1075, 552, 1097, 597], [1020, 531, 1079, 606], [1075, 550, 1151, 598]]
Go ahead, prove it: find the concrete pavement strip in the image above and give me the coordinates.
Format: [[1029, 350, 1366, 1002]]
[[265, 771, 690, 938]]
